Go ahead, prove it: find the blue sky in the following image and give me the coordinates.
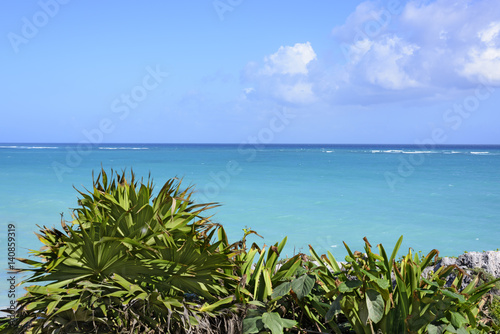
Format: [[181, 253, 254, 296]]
[[1, 0, 499, 144]]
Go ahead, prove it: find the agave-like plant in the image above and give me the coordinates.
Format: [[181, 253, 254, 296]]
[[1, 170, 237, 333], [311, 236, 500, 334]]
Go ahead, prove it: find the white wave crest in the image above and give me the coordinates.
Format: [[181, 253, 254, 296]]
[[402, 151, 433, 154], [0, 145, 58, 149], [98, 147, 148, 150]]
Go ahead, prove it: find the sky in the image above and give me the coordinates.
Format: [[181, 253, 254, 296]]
[[1, 0, 500, 144]]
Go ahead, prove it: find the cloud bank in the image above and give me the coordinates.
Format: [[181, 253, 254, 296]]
[[243, 0, 500, 106]]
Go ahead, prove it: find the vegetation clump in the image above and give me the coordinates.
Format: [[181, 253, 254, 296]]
[[1, 170, 499, 334], [1, 170, 237, 333]]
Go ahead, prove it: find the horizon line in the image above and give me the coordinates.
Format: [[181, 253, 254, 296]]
[[1, 142, 500, 146]]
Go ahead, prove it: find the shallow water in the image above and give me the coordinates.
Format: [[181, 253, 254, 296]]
[[1, 143, 499, 309]]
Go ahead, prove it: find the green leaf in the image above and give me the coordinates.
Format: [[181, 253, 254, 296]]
[[389, 235, 403, 267], [25, 300, 47, 311], [46, 296, 62, 315], [280, 318, 297, 329], [427, 323, 447, 334], [247, 300, 265, 307], [243, 316, 264, 334], [376, 278, 390, 290], [271, 282, 291, 300], [198, 296, 233, 312], [325, 294, 342, 322], [442, 290, 466, 303], [262, 268, 273, 298], [53, 299, 79, 315], [261, 312, 289, 334], [366, 289, 384, 324], [450, 311, 468, 329], [291, 274, 315, 300], [338, 280, 362, 293], [327, 251, 342, 273]]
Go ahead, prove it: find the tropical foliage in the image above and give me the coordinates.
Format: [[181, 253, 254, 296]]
[[310, 236, 500, 334], [1, 170, 499, 334], [1, 170, 236, 333]]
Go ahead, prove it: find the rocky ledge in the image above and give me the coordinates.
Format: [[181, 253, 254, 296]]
[[436, 251, 500, 278], [423, 251, 500, 292]]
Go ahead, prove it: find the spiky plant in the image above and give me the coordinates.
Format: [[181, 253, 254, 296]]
[[1, 170, 237, 334]]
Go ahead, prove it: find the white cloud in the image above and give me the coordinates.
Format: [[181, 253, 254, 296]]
[[326, 0, 500, 105], [243, 42, 318, 105], [242, 0, 500, 108], [350, 36, 421, 90], [479, 21, 500, 45], [461, 22, 500, 84], [260, 42, 317, 75]]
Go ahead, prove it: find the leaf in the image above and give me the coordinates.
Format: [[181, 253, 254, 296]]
[[262, 312, 288, 334], [338, 280, 362, 293], [450, 311, 468, 329], [271, 282, 291, 300], [18, 316, 35, 327], [442, 290, 465, 303], [427, 323, 447, 334], [359, 300, 369, 326], [327, 251, 342, 273], [389, 235, 403, 267], [291, 274, 315, 300], [366, 289, 384, 324], [280, 318, 297, 329], [46, 296, 62, 315], [25, 300, 47, 311], [243, 316, 263, 334], [247, 300, 265, 307], [198, 296, 233, 312], [325, 294, 342, 322], [53, 299, 79, 315], [376, 278, 390, 290], [262, 268, 273, 298]]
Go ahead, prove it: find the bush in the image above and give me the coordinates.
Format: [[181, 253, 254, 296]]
[[310, 236, 500, 334], [1, 170, 498, 334], [0, 170, 237, 333]]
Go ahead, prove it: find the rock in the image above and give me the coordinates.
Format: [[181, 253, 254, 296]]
[[432, 251, 500, 278], [428, 251, 500, 291], [456, 251, 500, 278], [436, 256, 458, 269]]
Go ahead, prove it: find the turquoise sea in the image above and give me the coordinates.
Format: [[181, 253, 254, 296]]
[[1, 143, 500, 309]]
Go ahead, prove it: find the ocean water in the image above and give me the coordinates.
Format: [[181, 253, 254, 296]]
[[1, 143, 500, 309]]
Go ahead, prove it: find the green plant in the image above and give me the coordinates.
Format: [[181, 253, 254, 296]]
[[310, 236, 500, 334], [490, 296, 500, 325], [229, 233, 339, 333], [0, 170, 237, 333], [229, 233, 303, 333]]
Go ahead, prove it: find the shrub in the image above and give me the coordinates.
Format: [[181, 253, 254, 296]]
[[0, 170, 236, 333], [310, 236, 500, 334]]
